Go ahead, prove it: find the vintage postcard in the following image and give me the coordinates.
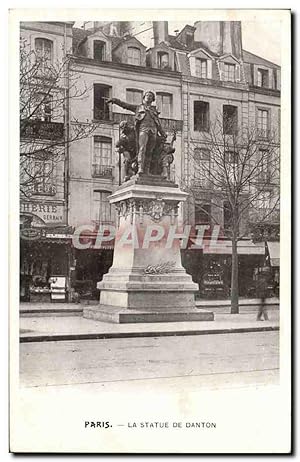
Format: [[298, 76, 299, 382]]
[[9, 8, 291, 453]]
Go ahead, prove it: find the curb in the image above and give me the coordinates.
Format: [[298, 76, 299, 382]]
[[20, 325, 279, 343]]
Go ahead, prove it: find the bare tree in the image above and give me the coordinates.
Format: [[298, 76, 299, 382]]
[[20, 39, 97, 197], [183, 113, 280, 313]]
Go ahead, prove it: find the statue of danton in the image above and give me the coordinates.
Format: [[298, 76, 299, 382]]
[[107, 90, 175, 180]]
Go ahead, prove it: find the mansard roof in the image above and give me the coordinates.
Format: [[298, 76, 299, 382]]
[[112, 35, 146, 51], [242, 49, 280, 69]]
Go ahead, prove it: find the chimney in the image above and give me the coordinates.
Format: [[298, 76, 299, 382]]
[[153, 21, 168, 45], [194, 21, 242, 58]]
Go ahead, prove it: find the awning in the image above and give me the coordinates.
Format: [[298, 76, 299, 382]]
[[267, 241, 280, 266], [198, 240, 265, 256]]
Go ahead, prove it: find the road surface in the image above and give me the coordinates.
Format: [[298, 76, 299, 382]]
[[20, 331, 279, 390]]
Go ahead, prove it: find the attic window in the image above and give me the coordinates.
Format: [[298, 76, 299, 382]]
[[223, 63, 236, 82], [128, 47, 141, 66], [93, 40, 105, 61], [158, 52, 170, 69], [195, 58, 208, 78]]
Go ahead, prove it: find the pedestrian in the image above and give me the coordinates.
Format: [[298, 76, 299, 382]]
[[256, 275, 269, 321]]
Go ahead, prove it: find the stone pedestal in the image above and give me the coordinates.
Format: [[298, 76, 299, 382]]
[[83, 175, 214, 323]]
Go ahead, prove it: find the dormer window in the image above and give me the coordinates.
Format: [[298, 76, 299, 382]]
[[158, 52, 169, 69], [223, 63, 235, 82], [93, 40, 105, 61], [128, 47, 141, 66], [195, 58, 208, 78], [257, 68, 269, 88]]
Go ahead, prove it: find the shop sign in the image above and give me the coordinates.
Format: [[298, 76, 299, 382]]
[[20, 201, 65, 224]]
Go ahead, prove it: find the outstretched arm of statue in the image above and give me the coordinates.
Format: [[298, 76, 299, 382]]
[[106, 98, 137, 113]]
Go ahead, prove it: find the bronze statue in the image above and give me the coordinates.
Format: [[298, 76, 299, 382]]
[[107, 90, 167, 175], [115, 121, 137, 181]]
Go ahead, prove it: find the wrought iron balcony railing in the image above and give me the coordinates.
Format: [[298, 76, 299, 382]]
[[112, 112, 183, 132], [21, 119, 64, 140], [92, 164, 114, 178]]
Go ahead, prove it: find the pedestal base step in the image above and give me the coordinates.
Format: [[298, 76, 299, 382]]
[[83, 305, 214, 324]]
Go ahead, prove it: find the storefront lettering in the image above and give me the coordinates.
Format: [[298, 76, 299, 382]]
[[21, 201, 64, 224]]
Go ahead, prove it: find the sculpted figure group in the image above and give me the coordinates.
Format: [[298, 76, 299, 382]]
[[107, 90, 175, 182]]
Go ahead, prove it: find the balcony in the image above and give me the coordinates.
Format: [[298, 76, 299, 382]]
[[21, 119, 64, 140], [92, 164, 114, 179], [112, 112, 183, 132], [256, 128, 270, 140]]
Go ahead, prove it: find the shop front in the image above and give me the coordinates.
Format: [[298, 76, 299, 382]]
[[20, 198, 71, 302]]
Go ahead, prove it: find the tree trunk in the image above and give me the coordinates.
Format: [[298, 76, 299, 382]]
[[231, 231, 239, 314]]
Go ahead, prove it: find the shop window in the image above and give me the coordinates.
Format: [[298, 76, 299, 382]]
[[223, 63, 236, 82], [35, 38, 53, 72], [33, 157, 56, 196], [257, 68, 269, 88], [93, 40, 106, 61], [92, 136, 113, 178], [156, 92, 172, 118], [93, 84, 111, 120], [195, 58, 207, 78], [194, 101, 209, 132], [127, 47, 141, 66], [257, 109, 269, 139], [93, 190, 113, 224], [126, 89, 143, 105], [158, 52, 170, 69], [195, 203, 211, 225], [223, 105, 238, 135]]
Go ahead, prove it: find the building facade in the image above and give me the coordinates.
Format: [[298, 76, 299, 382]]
[[19, 20, 280, 301]]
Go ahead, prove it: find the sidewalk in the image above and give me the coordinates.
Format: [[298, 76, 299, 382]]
[[20, 309, 279, 343]]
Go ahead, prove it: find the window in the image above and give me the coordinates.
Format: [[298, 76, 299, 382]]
[[223, 63, 235, 82], [195, 58, 207, 78], [225, 150, 238, 164], [93, 40, 105, 60], [156, 93, 172, 118], [35, 38, 53, 71], [93, 190, 112, 224], [158, 52, 170, 69], [194, 101, 210, 132], [93, 136, 113, 177], [223, 201, 232, 232], [34, 93, 52, 122], [195, 203, 211, 225], [257, 68, 269, 88], [193, 148, 210, 187], [257, 109, 269, 139], [33, 158, 55, 195], [272, 69, 278, 90], [256, 191, 271, 209], [258, 149, 270, 182], [223, 105, 238, 135], [93, 84, 111, 120], [126, 89, 143, 105], [127, 47, 141, 66]]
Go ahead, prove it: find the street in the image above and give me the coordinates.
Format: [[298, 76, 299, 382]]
[[20, 331, 279, 390]]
